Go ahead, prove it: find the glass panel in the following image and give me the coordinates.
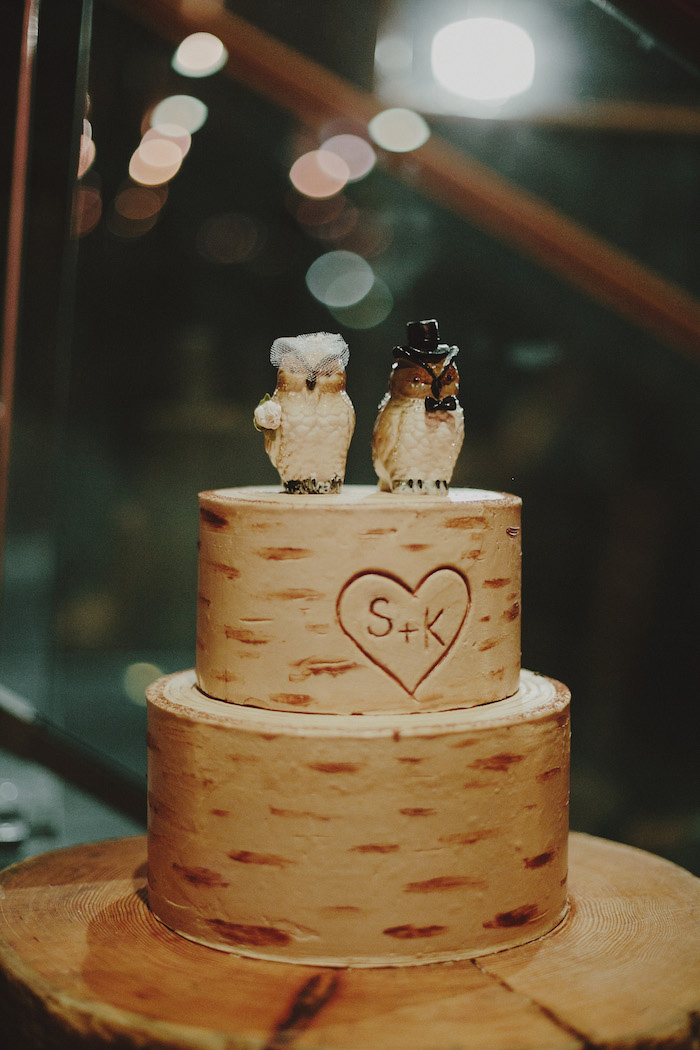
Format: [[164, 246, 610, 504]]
[[2, 0, 699, 874]]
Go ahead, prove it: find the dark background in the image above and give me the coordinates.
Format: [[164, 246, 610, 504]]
[[2, 0, 699, 872]]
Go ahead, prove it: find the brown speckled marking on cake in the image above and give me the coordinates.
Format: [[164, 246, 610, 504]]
[[383, 924, 447, 939], [270, 807, 332, 822], [323, 904, 363, 913], [464, 549, 482, 559], [224, 627, 271, 645], [536, 766, 562, 783], [197, 593, 211, 607], [361, 527, 397, 536], [305, 623, 330, 635], [228, 849, 294, 868], [489, 667, 506, 679], [524, 851, 555, 869], [478, 638, 499, 651], [211, 670, 242, 683], [450, 738, 478, 748], [206, 560, 240, 579], [269, 588, 323, 601], [400, 807, 436, 817], [470, 753, 524, 772], [290, 657, 362, 680], [206, 919, 291, 947], [480, 615, 491, 622], [145, 731, 160, 752], [258, 547, 312, 560], [350, 843, 400, 854], [404, 875, 486, 893], [503, 602, 520, 621], [226, 753, 259, 764], [483, 578, 510, 589], [463, 781, 491, 789], [270, 693, 315, 707], [210, 808, 229, 817], [200, 508, 228, 529], [483, 904, 539, 928], [397, 756, 424, 763], [438, 829, 496, 845], [444, 516, 487, 529], [307, 762, 361, 774], [402, 543, 431, 551], [173, 863, 229, 888]]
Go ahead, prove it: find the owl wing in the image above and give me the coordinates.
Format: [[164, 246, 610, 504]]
[[372, 395, 403, 490]]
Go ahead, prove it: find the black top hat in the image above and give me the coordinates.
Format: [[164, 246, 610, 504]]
[[394, 319, 458, 366]]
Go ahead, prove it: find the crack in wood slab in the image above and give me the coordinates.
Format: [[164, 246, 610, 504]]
[[263, 971, 343, 1049], [473, 957, 594, 1049]]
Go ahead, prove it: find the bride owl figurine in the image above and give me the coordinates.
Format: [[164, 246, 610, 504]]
[[372, 319, 464, 494], [254, 331, 355, 494]]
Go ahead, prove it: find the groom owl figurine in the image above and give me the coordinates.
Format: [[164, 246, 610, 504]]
[[372, 319, 464, 494], [254, 331, 355, 494]]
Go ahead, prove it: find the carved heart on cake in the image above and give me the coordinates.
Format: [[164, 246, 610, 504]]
[[337, 568, 470, 694]]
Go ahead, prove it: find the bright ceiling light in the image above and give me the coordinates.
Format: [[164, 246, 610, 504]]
[[431, 18, 535, 102]]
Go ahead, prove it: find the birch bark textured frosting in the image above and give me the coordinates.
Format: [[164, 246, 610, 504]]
[[147, 668, 569, 967], [196, 486, 522, 713]]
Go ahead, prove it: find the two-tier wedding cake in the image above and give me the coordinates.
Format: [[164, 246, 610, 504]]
[[146, 322, 570, 967]]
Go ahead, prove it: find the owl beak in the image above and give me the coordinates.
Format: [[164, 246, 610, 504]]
[[306, 376, 317, 391]]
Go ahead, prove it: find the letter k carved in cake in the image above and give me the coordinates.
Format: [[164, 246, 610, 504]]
[[337, 568, 470, 693]]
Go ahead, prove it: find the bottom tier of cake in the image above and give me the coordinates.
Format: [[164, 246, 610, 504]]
[[146, 669, 570, 967]]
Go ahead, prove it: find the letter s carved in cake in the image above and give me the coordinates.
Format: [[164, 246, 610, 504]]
[[337, 568, 469, 694]]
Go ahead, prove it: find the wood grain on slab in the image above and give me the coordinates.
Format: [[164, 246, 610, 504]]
[[1, 833, 698, 1049]]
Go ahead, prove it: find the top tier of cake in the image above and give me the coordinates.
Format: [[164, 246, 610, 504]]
[[196, 486, 521, 715]]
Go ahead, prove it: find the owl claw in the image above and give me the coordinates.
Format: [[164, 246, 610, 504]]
[[390, 478, 449, 495], [284, 477, 343, 495]]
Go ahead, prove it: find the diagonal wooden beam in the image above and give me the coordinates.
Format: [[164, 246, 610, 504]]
[[109, 0, 700, 359]]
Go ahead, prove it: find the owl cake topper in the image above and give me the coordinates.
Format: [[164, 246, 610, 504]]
[[254, 331, 355, 494], [372, 319, 464, 494]]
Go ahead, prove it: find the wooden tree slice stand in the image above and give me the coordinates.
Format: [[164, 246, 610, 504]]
[[0, 832, 698, 1050]]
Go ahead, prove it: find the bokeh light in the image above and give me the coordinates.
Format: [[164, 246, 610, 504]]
[[77, 119, 95, 178], [329, 277, 393, 329], [292, 193, 347, 229], [368, 108, 430, 152], [141, 123, 191, 159], [196, 212, 265, 264], [289, 150, 350, 199], [114, 183, 167, 221], [305, 250, 374, 308], [71, 183, 102, 237], [374, 35, 413, 75], [172, 32, 228, 78], [150, 94, 208, 134], [431, 18, 535, 102], [320, 134, 376, 182], [129, 137, 182, 185], [123, 662, 162, 705]]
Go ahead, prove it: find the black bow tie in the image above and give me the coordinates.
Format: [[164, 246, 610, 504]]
[[425, 395, 457, 412]]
